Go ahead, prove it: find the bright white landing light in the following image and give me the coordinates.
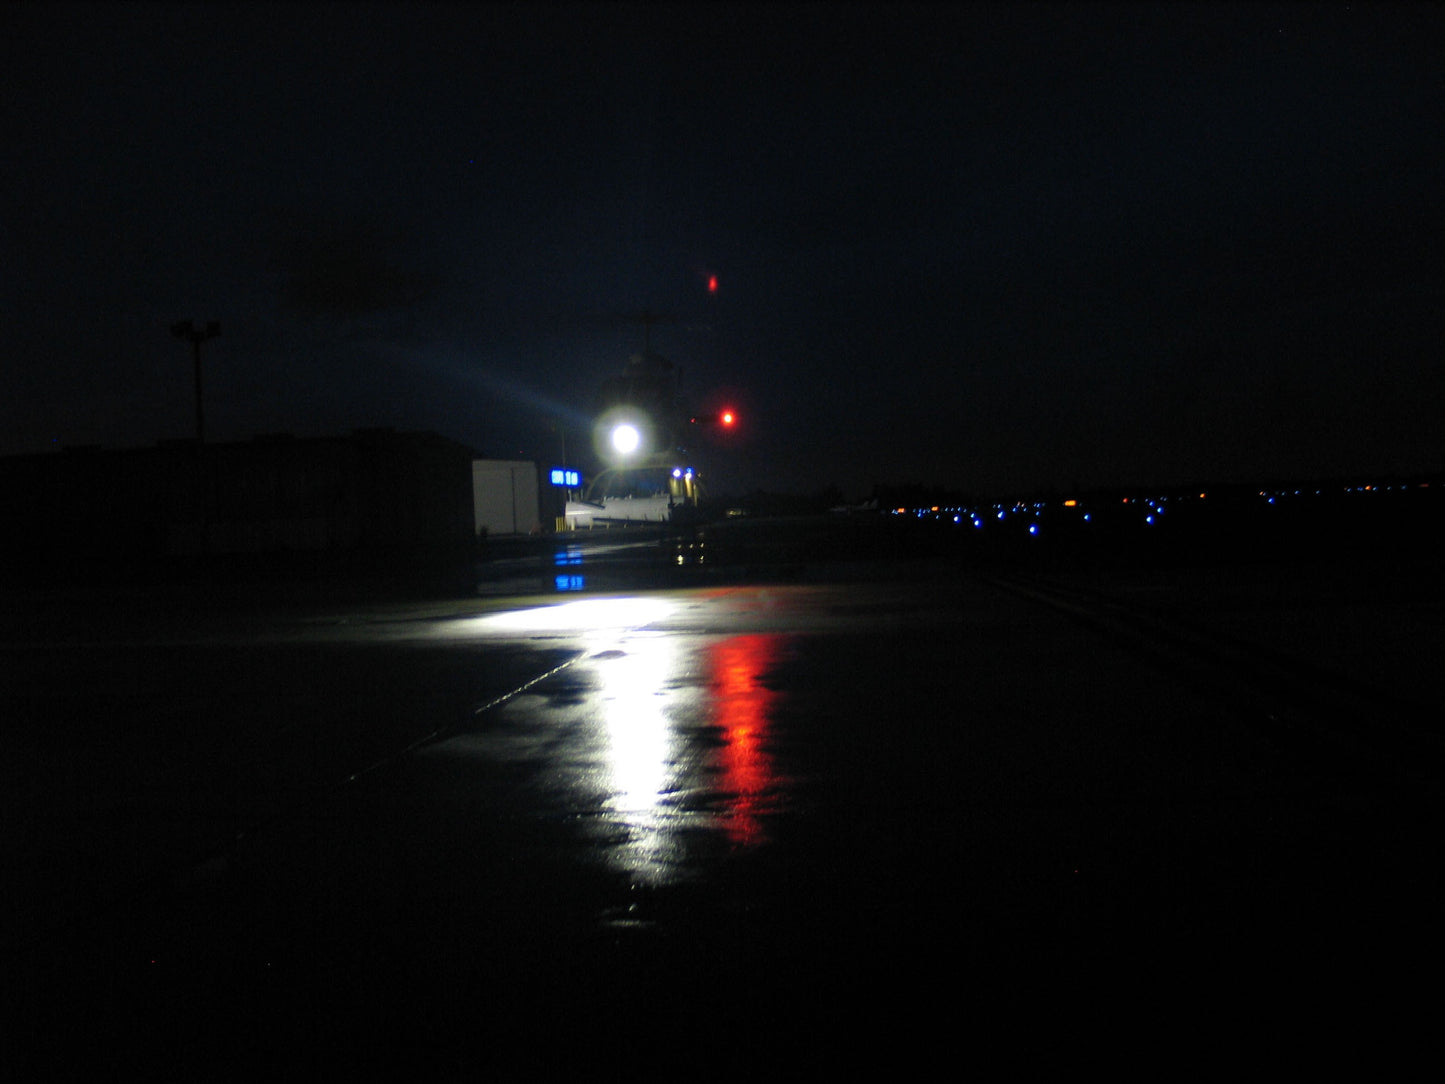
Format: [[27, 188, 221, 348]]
[[611, 424, 641, 454]]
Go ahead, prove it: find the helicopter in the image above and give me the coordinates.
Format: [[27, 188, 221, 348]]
[[565, 340, 737, 528]]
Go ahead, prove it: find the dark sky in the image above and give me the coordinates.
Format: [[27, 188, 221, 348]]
[[5, 2, 1443, 497]]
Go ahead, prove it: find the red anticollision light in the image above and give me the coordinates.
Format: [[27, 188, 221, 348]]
[[708, 274, 718, 294], [720, 409, 736, 426]]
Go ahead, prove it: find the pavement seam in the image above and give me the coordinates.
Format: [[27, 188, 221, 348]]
[[978, 571, 1445, 789]]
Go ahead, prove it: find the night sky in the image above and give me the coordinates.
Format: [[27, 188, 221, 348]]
[[6, 2, 1443, 498]]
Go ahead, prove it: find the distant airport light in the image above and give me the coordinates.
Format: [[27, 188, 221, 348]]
[[1063, 499, 1077, 507]]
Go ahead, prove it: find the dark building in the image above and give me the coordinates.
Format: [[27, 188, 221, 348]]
[[2, 429, 481, 573]]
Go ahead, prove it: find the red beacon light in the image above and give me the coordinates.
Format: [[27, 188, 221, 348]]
[[688, 408, 738, 428]]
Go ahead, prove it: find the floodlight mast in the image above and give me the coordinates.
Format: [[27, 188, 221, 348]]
[[171, 320, 220, 444]]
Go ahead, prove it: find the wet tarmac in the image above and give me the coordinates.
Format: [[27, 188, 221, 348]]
[[5, 521, 1444, 1072]]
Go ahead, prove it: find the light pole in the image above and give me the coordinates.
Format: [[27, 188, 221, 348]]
[[170, 320, 220, 444]]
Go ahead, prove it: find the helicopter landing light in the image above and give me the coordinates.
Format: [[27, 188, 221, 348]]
[[611, 424, 641, 455]]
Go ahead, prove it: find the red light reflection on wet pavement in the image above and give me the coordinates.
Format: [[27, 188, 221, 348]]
[[707, 633, 789, 847]]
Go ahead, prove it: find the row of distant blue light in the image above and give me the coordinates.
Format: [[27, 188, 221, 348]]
[[894, 497, 1186, 533], [890, 482, 1431, 528], [893, 492, 1204, 516], [549, 468, 582, 487], [1258, 484, 1429, 500], [893, 484, 1430, 520]]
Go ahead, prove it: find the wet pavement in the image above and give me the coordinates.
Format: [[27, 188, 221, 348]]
[[5, 523, 1444, 1071]]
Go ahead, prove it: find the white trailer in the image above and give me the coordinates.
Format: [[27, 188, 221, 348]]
[[472, 459, 539, 536]]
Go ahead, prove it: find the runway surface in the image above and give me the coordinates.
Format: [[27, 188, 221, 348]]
[[5, 521, 1442, 1071]]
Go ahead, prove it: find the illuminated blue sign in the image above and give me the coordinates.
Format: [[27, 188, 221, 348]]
[[549, 467, 581, 487]]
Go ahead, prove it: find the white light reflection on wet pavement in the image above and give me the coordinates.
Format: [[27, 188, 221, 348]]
[[447, 593, 793, 886], [15, 567, 1445, 1071], [589, 629, 685, 881]]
